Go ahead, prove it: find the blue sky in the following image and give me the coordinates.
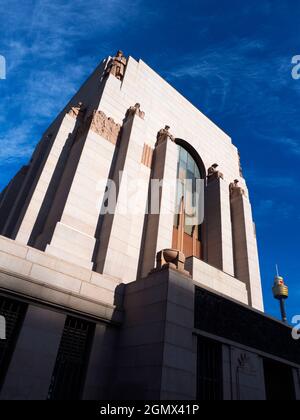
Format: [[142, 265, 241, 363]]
[[0, 0, 299, 322]]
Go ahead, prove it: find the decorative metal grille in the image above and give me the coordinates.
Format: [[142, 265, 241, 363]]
[[197, 335, 223, 401], [195, 286, 300, 365], [263, 358, 295, 401], [48, 316, 95, 400], [0, 296, 27, 390]]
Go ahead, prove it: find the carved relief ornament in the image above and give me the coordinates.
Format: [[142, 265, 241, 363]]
[[68, 105, 122, 145], [90, 110, 121, 145]]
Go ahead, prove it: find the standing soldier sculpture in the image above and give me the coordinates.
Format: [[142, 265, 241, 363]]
[[106, 50, 127, 81], [156, 125, 175, 146]]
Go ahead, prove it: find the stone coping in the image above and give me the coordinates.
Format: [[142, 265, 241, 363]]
[[186, 256, 248, 305], [0, 235, 123, 323]]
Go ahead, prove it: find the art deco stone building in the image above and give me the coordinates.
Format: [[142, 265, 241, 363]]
[[0, 52, 299, 400]]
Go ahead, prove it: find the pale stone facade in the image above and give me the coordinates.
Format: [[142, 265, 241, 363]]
[[0, 52, 299, 400]]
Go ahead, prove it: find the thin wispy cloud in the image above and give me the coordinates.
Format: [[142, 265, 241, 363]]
[[254, 132, 300, 158], [0, 0, 143, 163], [0, 124, 35, 162], [276, 137, 300, 156], [163, 38, 291, 118], [254, 198, 295, 224], [246, 171, 297, 189]]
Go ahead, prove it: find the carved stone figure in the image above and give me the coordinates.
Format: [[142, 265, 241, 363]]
[[90, 110, 121, 145], [126, 103, 145, 120], [68, 102, 86, 119], [156, 125, 175, 145], [207, 163, 224, 182], [207, 163, 218, 177], [106, 50, 127, 81], [229, 179, 245, 198]]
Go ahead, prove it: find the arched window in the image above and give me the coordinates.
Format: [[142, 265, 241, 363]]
[[172, 143, 204, 259]]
